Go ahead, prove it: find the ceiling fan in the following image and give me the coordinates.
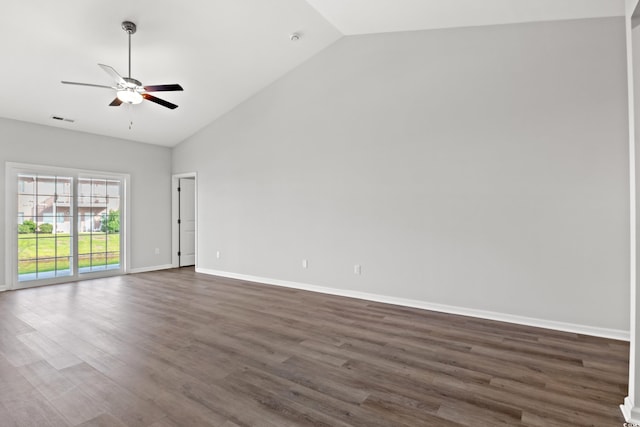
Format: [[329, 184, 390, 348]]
[[62, 21, 183, 110]]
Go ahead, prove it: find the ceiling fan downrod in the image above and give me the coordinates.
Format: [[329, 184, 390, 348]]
[[121, 21, 137, 79]]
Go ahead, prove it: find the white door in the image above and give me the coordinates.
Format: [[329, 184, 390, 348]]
[[179, 178, 196, 267]]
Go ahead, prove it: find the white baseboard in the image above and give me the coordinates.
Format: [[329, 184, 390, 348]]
[[621, 396, 640, 424], [128, 264, 174, 274], [196, 268, 629, 341]]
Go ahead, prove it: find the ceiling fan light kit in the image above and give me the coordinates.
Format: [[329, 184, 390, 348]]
[[61, 21, 183, 110], [116, 89, 143, 105]]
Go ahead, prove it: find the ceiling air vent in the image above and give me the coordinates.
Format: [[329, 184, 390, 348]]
[[50, 116, 75, 123]]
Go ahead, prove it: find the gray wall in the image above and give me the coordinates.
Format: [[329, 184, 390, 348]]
[[177, 17, 628, 332], [0, 117, 172, 287]]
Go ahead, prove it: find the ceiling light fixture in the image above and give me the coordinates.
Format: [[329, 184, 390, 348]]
[[116, 88, 143, 104], [290, 33, 300, 41]]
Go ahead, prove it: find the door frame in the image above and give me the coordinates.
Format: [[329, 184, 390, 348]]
[[171, 172, 197, 268], [5, 162, 130, 290]]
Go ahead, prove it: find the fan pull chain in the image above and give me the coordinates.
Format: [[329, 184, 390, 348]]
[[127, 104, 134, 130]]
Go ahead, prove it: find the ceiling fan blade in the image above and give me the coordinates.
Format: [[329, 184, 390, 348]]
[[61, 81, 116, 90], [98, 64, 126, 86], [143, 84, 184, 92], [109, 98, 123, 107], [142, 93, 178, 109]]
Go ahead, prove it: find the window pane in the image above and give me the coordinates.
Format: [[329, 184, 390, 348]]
[[78, 253, 91, 272], [55, 213, 72, 234], [18, 236, 36, 261], [78, 179, 91, 207], [37, 195, 55, 219], [92, 179, 106, 196], [91, 253, 106, 267], [79, 211, 101, 233], [78, 234, 91, 256], [56, 235, 71, 257], [107, 252, 120, 270], [56, 178, 72, 196], [107, 233, 120, 251], [93, 196, 107, 207], [55, 257, 72, 277], [94, 210, 106, 232], [102, 209, 120, 234], [106, 180, 120, 198], [107, 197, 120, 212], [78, 212, 90, 233], [18, 260, 36, 279], [90, 233, 107, 252], [18, 194, 35, 214], [18, 217, 36, 234], [18, 175, 35, 194], [36, 236, 56, 259], [37, 176, 56, 196], [77, 195, 90, 207]]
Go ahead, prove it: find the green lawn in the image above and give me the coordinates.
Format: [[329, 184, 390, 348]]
[[18, 233, 120, 274]]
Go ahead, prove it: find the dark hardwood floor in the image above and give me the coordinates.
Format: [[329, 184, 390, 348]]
[[0, 268, 629, 426]]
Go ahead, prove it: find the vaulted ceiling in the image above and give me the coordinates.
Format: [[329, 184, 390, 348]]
[[0, 0, 623, 147]]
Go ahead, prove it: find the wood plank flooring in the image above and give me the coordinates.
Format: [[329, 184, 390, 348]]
[[0, 268, 629, 426]]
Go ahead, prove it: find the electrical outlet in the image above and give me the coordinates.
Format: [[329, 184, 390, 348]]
[[154, 248, 160, 255], [216, 251, 220, 259], [302, 259, 308, 269], [354, 264, 361, 275]]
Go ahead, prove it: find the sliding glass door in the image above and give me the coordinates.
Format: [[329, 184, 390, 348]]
[[9, 164, 127, 289]]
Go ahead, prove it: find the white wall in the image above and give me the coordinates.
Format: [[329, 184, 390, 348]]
[[173, 18, 629, 333], [0, 117, 173, 287]]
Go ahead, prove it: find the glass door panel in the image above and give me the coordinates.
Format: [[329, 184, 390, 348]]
[[77, 177, 121, 274], [17, 174, 74, 282]]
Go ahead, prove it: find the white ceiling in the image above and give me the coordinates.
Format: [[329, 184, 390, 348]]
[[305, 0, 624, 35], [0, 1, 341, 147], [0, 0, 624, 147]]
